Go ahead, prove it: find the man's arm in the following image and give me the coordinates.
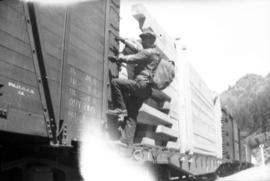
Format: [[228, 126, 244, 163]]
[[118, 49, 159, 64], [115, 36, 141, 53]]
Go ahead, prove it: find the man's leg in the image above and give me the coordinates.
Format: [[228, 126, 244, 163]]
[[120, 96, 144, 145], [109, 78, 138, 114], [111, 80, 152, 144], [119, 81, 152, 144]]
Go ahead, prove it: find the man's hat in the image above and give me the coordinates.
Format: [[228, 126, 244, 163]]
[[139, 29, 156, 41]]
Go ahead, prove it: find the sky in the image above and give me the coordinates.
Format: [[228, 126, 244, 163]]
[[120, 0, 270, 93]]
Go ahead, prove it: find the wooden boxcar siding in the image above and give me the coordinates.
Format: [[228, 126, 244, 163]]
[[0, 0, 120, 143], [0, 0, 47, 136], [221, 108, 242, 162], [53, 3, 103, 140], [188, 64, 220, 156], [233, 122, 240, 160], [34, 0, 119, 142]]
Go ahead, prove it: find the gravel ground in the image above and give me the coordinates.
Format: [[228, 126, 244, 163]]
[[217, 165, 270, 181]]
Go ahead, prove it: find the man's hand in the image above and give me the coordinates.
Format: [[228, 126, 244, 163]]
[[108, 55, 125, 63], [108, 56, 118, 63], [117, 54, 126, 63]]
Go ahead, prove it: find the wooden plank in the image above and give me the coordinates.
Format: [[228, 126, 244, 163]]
[[36, 5, 66, 22], [64, 86, 99, 106], [69, 24, 104, 57], [65, 71, 102, 99], [67, 41, 103, 65], [0, 17, 28, 43], [70, 11, 105, 38], [0, 3, 26, 25], [62, 99, 102, 120], [40, 27, 62, 50], [1, 0, 24, 14], [0, 30, 32, 58], [70, 23, 104, 51], [45, 65, 60, 82], [39, 28, 63, 70], [72, 2, 105, 20], [167, 142, 179, 150], [43, 41, 62, 61], [151, 89, 171, 102], [63, 93, 102, 117], [138, 103, 173, 126], [67, 45, 104, 79], [0, 45, 34, 72], [140, 137, 155, 146], [44, 53, 61, 72], [155, 125, 178, 141], [0, 61, 38, 87], [37, 12, 64, 37], [0, 76, 43, 114], [63, 94, 102, 115], [39, 27, 63, 62], [0, 107, 47, 137], [67, 65, 102, 89], [88, 1, 106, 12], [0, 11, 28, 43], [69, 33, 103, 63]]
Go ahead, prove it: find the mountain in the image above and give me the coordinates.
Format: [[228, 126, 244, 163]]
[[221, 73, 270, 164], [220, 73, 270, 137]]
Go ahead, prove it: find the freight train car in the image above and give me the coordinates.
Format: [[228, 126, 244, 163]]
[[0, 0, 225, 180], [217, 108, 253, 176], [116, 4, 224, 178], [221, 107, 242, 162], [221, 107, 252, 163], [183, 109, 253, 181], [0, 0, 120, 180]]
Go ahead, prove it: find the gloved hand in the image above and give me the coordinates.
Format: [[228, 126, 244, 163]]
[[117, 54, 126, 63], [108, 55, 118, 63]]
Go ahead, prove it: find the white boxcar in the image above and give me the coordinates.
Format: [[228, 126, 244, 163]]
[[119, 3, 223, 175], [174, 43, 223, 158]]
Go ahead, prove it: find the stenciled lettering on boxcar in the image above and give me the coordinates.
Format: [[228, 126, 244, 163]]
[[65, 65, 102, 123], [8, 82, 35, 96]]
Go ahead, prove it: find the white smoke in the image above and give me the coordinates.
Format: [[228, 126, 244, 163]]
[[79, 119, 154, 181]]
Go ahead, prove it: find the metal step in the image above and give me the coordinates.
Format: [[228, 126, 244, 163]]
[[140, 137, 155, 146], [138, 103, 173, 126], [167, 141, 180, 150], [155, 125, 178, 141], [151, 89, 171, 102], [158, 101, 171, 114]]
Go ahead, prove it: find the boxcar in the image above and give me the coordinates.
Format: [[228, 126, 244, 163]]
[[0, 0, 119, 180]]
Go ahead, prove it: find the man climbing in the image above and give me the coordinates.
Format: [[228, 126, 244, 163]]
[[108, 29, 160, 145]]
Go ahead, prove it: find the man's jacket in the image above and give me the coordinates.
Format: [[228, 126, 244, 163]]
[[120, 48, 160, 82]]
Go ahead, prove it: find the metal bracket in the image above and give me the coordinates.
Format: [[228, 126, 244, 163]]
[[57, 119, 68, 145], [0, 108, 7, 119]]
